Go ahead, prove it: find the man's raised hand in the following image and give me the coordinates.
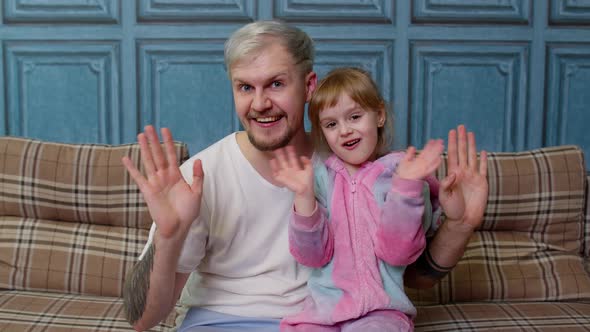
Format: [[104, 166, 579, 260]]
[[439, 125, 488, 231], [121, 125, 203, 238]]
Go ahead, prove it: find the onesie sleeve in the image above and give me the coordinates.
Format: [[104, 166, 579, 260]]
[[288, 159, 334, 268], [421, 174, 443, 238], [375, 175, 427, 266]]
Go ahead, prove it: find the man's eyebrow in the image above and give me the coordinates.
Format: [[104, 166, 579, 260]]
[[232, 72, 288, 83]]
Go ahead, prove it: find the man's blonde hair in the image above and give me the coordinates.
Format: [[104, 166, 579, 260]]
[[224, 20, 314, 77]]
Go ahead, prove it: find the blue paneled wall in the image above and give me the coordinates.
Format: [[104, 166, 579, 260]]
[[1, 0, 589, 169]]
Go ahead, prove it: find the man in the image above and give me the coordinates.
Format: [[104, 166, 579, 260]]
[[121, 20, 488, 331]]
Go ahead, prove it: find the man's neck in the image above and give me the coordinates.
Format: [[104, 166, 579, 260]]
[[236, 131, 312, 186]]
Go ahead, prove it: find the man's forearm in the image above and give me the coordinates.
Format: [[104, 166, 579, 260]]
[[123, 232, 188, 331], [405, 218, 474, 289], [123, 243, 155, 326]]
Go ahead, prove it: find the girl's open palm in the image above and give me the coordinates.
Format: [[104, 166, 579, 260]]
[[269, 146, 313, 196], [121, 126, 204, 239], [397, 139, 444, 181]]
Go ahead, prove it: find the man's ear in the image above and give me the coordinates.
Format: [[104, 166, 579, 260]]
[[305, 71, 317, 102]]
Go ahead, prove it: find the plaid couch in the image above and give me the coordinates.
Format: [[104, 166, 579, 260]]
[[411, 145, 590, 331], [0, 137, 188, 331], [0, 137, 589, 331]]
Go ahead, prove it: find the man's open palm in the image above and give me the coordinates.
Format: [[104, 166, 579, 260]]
[[122, 126, 204, 238]]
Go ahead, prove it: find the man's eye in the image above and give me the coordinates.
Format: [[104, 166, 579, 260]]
[[271, 81, 283, 88], [239, 84, 252, 92]]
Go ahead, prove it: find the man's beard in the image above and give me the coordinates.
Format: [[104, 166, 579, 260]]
[[247, 129, 293, 151]]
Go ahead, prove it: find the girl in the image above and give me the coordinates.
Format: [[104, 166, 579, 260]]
[[270, 67, 444, 331]]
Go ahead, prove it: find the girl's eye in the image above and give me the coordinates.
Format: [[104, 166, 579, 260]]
[[351, 114, 362, 120], [325, 122, 336, 129]]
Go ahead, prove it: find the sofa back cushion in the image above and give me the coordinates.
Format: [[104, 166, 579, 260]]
[[585, 175, 590, 258], [407, 145, 590, 304], [0, 136, 189, 296], [0, 136, 189, 229], [0, 216, 147, 296]]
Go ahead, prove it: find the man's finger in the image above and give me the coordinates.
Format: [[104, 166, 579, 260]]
[[468, 132, 477, 171], [122, 156, 149, 190], [479, 150, 488, 177], [457, 125, 467, 167], [191, 159, 204, 194], [161, 127, 177, 170], [138, 132, 156, 176], [146, 125, 167, 170]]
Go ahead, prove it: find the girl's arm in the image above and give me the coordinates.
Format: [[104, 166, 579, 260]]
[[288, 203, 334, 268], [270, 146, 334, 267], [375, 140, 444, 266], [375, 176, 427, 266]]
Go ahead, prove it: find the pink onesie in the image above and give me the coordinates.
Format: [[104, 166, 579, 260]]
[[280, 152, 440, 331]]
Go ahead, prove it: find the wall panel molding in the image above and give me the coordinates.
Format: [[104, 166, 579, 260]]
[[274, 0, 394, 24], [3, 0, 120, 24], [137, 40, 236, 153], [412, 0, 531, 24], [411, 42, 529, 151], [546, 44, 590, 167], [137, 0, 256, 22], [549, 0, 590, 25], [4, 41, 120, 143]]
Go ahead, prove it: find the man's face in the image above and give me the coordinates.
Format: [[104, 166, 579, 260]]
[[230, 43, 315, 151]]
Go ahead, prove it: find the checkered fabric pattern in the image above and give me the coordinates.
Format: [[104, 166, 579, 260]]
[[584, 176, 590, 259], [0, 137, 185, 229], [415, 301, 590, 332], [407, 146, 590, 304], [0, 290, 177, 332], [0, 136, 189, 331]]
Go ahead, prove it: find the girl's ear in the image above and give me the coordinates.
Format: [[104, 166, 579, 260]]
[[377, 107, 386, 127]]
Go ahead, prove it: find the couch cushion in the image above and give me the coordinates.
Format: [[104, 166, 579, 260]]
[[415, 301, 590, 331], [584, 175, 590, 258], [0, 216, 147, 296], [408, 145, 590, 304], [0, 290, 176, 331], [0, 137, 189, 229]]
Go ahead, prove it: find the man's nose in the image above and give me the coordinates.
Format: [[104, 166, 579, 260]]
[[252, 91, 271, 112]]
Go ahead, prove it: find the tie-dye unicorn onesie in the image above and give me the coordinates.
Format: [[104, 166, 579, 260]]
[[280, 152, 441, 332]]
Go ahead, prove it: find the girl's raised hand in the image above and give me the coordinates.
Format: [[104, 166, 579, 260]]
[[396, 139, 444, 181], [269, 146, 314, 196]]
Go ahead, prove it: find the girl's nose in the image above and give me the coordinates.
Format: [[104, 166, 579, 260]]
[[339, 124, 352, 136]]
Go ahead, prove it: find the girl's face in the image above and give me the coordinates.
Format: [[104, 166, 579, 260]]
[[319, 93, 385, 176]]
